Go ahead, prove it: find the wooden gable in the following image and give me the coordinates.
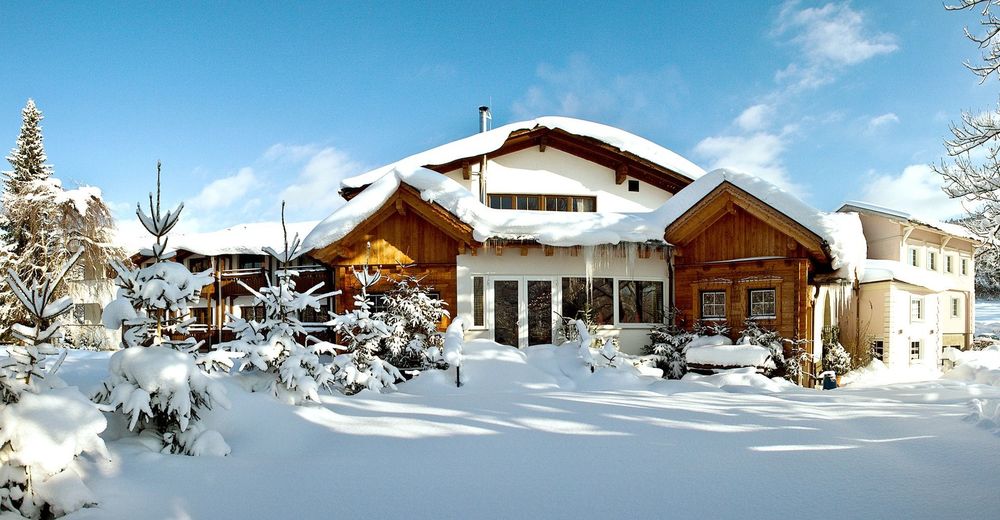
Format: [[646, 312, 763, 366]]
[[309, 184, 476, 267], [665, 182, 829, 266], [341, 126, 696, 200]]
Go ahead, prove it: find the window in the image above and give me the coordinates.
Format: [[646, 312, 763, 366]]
[[748, 288, 777, 318], [561, 277, 614, 325], [910, 297, 923, 321], [189, 257, 210, 273], [241, 305, 265, 322], [910, 341, 921, 361], [871, 340, 884, 361], [239, 255, 264, 270], [487, 194, 597, 212], [627, 180, 639, 192], [191, 307, 211, 325], [618, 280, 664, 324], [951, 297, 961, 318], [473, 276, 485, 327], [909, 248, 919, 267], [945, 255, 954, 274], [961, 258, 969, 276], [301, 305, 330, 324], [701, 291, 726, 319], [369, 293, 391, 314], [927, 251, 937, 271]]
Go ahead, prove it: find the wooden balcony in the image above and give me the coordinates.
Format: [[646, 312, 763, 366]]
[[220, 268, 267, 298], [291, 265, 332, 293]]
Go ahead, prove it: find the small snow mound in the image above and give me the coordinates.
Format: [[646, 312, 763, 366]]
[[401, 340, 561, 394], [686, 344, 773, 368], [686, 335, 733, 348], [682, 368, 789, 393], [842, 359, 941, 387]]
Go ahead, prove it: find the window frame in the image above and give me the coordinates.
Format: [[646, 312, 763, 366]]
[[910, 296, 924, 322], [700, 290, 727, 320], [871, 339, 885, 361], [487, 193, 597, 212], [471, 276, 486, 329], [747, 288, 777, 319], [617, 279, 665, 325], [909, 248, 919, 267], [560, 276, 614, 326], [910, 340, 921, 361], [951, 297, 961, 318], [945, 255, 954, 274], [961, 258, 969, 276], [927, 251, 937, 271]]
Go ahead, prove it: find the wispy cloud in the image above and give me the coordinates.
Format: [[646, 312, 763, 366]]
[[858, 164, 967, 220], [865, 112, 900, 133], [694, 126, 802, 193], [734, 104, 776, 132], [511, 54, 684, 128]]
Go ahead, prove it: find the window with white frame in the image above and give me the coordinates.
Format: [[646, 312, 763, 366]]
[[961, 258, 969, 276], [945, 255, 954, 274], [748, 288, 776, 318], [909, 248, 919, 267], [927, 251, 937, 271], [910, 296, 923, 321], [951, 297, 960, 318], [701, 291, 726, 319], [618, 280, 664, 324], [910, 341, 921, 361], [561, 277, 614, 325], [472, 276, 485, 327], [871, 339, 884, 361]]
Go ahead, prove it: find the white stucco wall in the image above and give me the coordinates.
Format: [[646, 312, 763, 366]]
[[456, 245, 669, 354]]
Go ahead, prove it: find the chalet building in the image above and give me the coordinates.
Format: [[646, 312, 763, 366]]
[[115, 113, 977, 379], [837, 202, 979, 369]]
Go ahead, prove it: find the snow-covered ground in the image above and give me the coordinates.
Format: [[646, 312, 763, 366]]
[[976, 298, 1000, 335], [54, 340, 1000, 520]]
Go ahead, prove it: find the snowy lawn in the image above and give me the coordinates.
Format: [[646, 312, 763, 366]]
[[976, 298, 1000, 335], [59, 342, 1000, 520]]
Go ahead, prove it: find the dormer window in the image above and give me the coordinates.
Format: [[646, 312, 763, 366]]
[[488, 194, 596, 212]]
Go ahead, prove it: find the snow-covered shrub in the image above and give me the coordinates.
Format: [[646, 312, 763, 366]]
[[556, 304, 597, 343], [329, 249, 401, 395], [380, 275, 449, 369], [782, 338, 811, 384], [694, 320, 730, 337], [221, 206, 338, 404], [737, 320, 785, 373], [0, 250, 109, 519], [823, 342, 852, 376], [644, 322, 693, 379], [94, 164, 229, 456], [576, 320, 620, 371]]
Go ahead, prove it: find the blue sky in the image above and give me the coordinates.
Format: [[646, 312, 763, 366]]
[[0, 1, 995, 236]]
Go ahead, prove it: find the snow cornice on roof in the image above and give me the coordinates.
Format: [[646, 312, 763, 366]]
[[838, 200, 980, 243], [338, 116, 706, 194]]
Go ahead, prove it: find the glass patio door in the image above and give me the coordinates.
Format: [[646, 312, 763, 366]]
[[526, 279, 553, 346], [491, 277, 554, 348], [493, 279, 520, 347]]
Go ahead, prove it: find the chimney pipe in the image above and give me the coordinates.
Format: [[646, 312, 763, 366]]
[[479, 106, 491, 133]]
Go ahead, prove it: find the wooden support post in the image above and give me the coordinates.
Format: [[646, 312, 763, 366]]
[[539, 135, 547, 152], [462, 160, 471, 180], [520, 246, 528, 256], [544, 245, 554, 257], [615, 163, 628, 185]]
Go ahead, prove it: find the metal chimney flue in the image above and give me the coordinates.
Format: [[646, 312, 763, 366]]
[[479, 106, 491, 133]]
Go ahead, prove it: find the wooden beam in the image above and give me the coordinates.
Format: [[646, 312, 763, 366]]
[[544, 245, 554, 256], [539, 135, 547, 152], [520, 246, 528, 256], [462, 160, 470, 180], [495, 245, 503, 256], [395, 199, 406, 216], [615, 163, 628, 185]]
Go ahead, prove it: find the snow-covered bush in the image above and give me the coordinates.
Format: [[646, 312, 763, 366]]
[[576, 320, 620, 371], [329, 248, 401, 395], [823, 342, 852, 376], [94, 164, 229, 456], [221, 205, 338, 404], [380, 275, 448, 368], [694, 320, 730, 337], [782, 338, 811, 384], [556, 304, 597, 343], [0, 250, 109, 519], [644, 322, 693, 379], [737, 320, 785, 373]]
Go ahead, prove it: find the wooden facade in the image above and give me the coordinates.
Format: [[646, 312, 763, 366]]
[[310, 185, 478, 329], [667, 182, 831, 359]]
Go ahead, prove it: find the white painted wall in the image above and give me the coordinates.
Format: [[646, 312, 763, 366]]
[[443, 147, 675, 212], [456, 245, 669, 354]]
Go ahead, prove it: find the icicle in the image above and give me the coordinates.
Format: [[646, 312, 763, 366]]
[[624, 242, 637, 278], [583, 245, 595, 300]]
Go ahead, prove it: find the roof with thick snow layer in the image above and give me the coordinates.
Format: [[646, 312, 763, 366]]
[[303, 167, 867, 281], [838, 200, 979, 242], [860, 259, 953, 292], [339, 116, 706, 190], [162, 220, 320, 257]]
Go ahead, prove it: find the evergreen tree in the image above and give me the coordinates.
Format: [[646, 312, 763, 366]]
[[380, 275, 448, 368], [93, 164, 229, 456], [221, 202, 338, 404]]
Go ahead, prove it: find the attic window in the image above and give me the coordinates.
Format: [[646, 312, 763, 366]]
[[628, 180, 639, 192], [487, 194, 596, 212]]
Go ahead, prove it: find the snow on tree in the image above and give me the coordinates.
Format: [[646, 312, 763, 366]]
[[221, 203, 338, 404], [380, 274, 448, 368], [575, 320, 620, 371], [93, 163, 229, 456], [737, 319, 785, 373], [823, 341, 852, 376], [644, 313, 693, 379], [0, 99, 124, 340], [0, 249, 109, 519], [329, 245, 402, 395]]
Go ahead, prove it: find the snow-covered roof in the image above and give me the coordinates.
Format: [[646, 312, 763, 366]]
[[164, 220, 320, 257], [656, 169, 867, 279], [839, 200, 979, 242], [303, 167, 866, 282], [859, 259, 953, 292], [340, 116, 706, 190]]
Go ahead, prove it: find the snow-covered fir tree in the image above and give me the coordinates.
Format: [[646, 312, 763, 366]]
[[738, 319, 785, 373], [221, 203, 338, 404], [380, 274, 448, 368], [0, 99, 123, 339], [0, 249, 109, 519], [93, 163, 229, 456], [823, 341, 852, 376], [329, 245, 401, 395], [644, 312, 693, 379]]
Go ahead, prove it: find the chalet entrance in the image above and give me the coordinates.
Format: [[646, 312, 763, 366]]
[[490, 276, 555, 348]]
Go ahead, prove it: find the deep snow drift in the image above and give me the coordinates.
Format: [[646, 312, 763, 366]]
[[47, 338, 1000, 520]]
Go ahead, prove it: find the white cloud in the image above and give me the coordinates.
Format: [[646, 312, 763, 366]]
[[693, 130, 802, 193], [866, 112, 899, 133], [511, 54, 683, 127], [775, 1, 897, 67], [858, 164, 967, 220], [279, 147, 365, 217], [188, 167, 257, 213], [734, 104, 775, 132]]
